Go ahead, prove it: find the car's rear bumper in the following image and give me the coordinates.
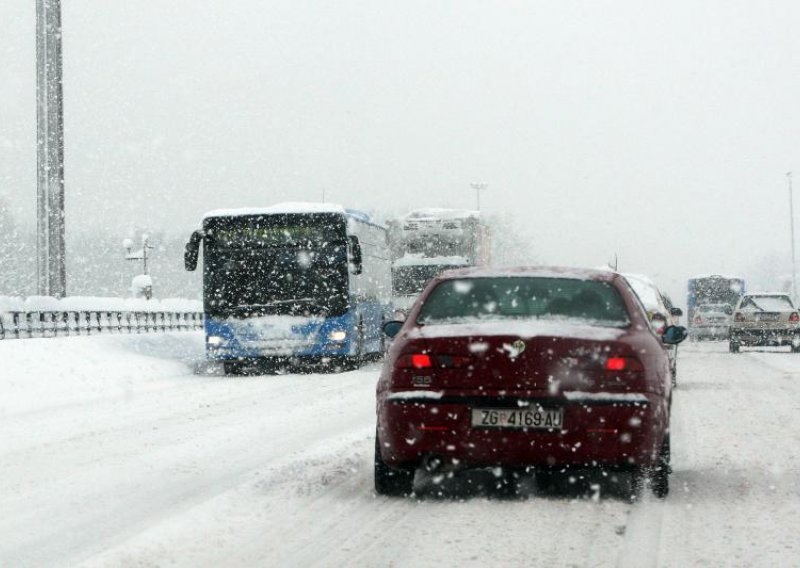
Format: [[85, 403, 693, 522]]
[[730, 326, 800, 346], [691, 325, 730, 339], [377, 391, 668, 470]]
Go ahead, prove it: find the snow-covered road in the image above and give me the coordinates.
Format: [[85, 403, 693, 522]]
[[1, 334, 798, 567]]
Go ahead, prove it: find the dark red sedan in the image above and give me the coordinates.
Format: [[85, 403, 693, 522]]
[[375, 267, 687, 498]]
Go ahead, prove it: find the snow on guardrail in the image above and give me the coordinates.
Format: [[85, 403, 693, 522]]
[[0, 296, 203, 340]]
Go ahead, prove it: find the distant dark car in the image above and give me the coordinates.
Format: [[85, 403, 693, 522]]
[[375, 267, 687, 498]]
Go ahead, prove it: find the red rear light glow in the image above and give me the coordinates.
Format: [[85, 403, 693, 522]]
[[604, 356, 644, 372], [791, 312, 799, 323], [734, 312, 745, 322], [693, 316, 702, 325], [396, 353, 471, 369], [410, 354, 432, 369], [605, 357, 627, 371]]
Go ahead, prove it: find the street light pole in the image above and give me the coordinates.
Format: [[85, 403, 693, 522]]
[[36, 0, 66, 298], [789, 172, 797, 302], [470, 182, 487, 212]]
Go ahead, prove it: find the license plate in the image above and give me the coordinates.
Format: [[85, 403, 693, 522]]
[[757, 313, 780, 322], [471, 407, 564, 429]]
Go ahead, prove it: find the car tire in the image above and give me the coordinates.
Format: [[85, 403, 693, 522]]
[[791, 344, 800, 353], [729, 341, 740, 353], [651, 434, 671, 499], [374, 433, 414, 497]]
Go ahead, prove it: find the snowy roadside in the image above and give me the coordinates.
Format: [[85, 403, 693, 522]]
[[2, 337, 799, 566]]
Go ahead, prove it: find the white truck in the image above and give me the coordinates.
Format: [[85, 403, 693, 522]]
[[388, 208, 490, 310]]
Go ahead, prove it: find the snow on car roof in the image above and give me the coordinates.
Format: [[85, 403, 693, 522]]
[[432, 265, 621, 281], [741, 292, 791, 297], [409, 320, 627, 342], [203, 202, 347, 219], [622, 273, 665, 311]]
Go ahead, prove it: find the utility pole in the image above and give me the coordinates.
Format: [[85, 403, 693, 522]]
[[36, 0, 66, 298], [470, 182, 487, 212], [789, 172, 797, 302]]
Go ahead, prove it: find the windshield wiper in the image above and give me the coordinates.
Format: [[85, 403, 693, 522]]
[[236, 298, 315, 309], [234, 298, 327, 314]]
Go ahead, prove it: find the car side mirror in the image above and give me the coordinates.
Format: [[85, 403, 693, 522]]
[[348, 235, 363, 275], [383, 320, 404, 338], [670, 307, 683, 317], [662, 325, 688, 345]]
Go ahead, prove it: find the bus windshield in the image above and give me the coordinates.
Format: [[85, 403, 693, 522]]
[[203, 213, 349, 317]]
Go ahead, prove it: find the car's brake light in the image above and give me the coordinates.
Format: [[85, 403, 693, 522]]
[[411, 354, 432, 369], [791, 312, 800, 323], [605, 357, 644, 372], [396, 353, 471, 369], [734, 312, 745, 322], [693, 315, 702, 325]]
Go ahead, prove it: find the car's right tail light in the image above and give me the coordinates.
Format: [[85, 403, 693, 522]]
[[693, 316, 702, 325], [604, 356, 644, 372], [734, 312, 745, 322], [791, 312, 799, 323]]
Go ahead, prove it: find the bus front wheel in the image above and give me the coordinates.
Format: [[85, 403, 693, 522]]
[[343, 319, 364, 371], [223, 361, 242, 375]]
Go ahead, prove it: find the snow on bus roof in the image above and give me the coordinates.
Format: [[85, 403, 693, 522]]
[[401, 208, 480, 220], [203, 202, 348, 220]]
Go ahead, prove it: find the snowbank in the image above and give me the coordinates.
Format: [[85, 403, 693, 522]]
[[0, 296, 202, 313]]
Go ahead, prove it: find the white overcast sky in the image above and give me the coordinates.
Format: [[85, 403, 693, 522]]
[[2, 1, 799, 299]]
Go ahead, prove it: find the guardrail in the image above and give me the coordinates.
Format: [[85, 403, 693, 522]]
[[0, 310, 204, 340]]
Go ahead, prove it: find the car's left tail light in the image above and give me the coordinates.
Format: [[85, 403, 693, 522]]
[[734, 312, 745, 322], [396, 353, 471, 369], [791, 312, 800, 323]]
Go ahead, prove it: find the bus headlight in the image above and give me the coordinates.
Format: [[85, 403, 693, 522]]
[[207, 335, 225, 347], [328, 330, 347, 342]]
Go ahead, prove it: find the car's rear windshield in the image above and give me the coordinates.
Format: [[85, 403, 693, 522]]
[[417, 277, 630, 327], [739, 295, 794, 311], [699, 304, 732, 314]]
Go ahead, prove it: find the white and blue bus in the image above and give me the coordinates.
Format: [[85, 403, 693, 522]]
[[687, 274, 745, 326], [184, 203, 392, 374]]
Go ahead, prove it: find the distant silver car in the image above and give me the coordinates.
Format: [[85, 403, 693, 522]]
[[729, 293, 800, 353], [690, 303, 732, 341], [622, 273, 683, 386]]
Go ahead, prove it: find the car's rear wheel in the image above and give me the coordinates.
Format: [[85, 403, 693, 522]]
[[791, 343, 800, 353], [729, 341, 740, 353], [630, 433, 670, 500], [374, 433, 414, 497], [651, 433, 671, 499]]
